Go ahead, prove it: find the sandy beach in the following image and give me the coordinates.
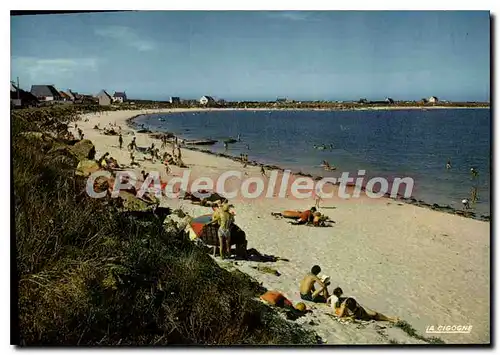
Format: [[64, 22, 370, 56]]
[[75, 108, 490, 344]]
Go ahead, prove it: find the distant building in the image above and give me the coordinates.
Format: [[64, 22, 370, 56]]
[[30, 85, 62, 101], [65, 89, 77, 101], [385, 97, 395, 104], [97, 90, 112, 106], [77, 94, 96, 104], [276, 97, 287, 103], [11, 82, 39, 108], [113, 91, 127, 103], [428, 96, 439, 103], [200, 96, 216, 105], [59, 91, 72, 102], [170, 96, 181, 104]]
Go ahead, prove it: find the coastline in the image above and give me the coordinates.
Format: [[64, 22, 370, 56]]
[[74, 108, 490, 344], [128, 110, 490, 222]]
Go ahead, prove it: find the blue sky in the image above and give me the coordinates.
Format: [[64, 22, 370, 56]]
[[11, 11, 490, 101]]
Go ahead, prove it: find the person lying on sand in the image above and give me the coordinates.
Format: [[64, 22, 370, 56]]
[[260, 290, 308, 312], [288, 207, 317, 225], [329, 287, 399, 323], [299, 265, 330, 303]]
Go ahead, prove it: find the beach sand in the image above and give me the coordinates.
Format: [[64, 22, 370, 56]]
[[75, 109, 490, 344]]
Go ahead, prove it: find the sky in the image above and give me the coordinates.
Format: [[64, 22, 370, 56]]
[[11, 11, 490, 102]]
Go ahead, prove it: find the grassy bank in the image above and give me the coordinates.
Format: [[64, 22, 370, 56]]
[[13, 107, 319, 345]]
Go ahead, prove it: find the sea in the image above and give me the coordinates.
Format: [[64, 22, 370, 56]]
[[134, 109, 491, 216]]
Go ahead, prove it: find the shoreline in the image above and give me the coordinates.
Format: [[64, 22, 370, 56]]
[[75, 109, 490, 344], [128, 111, 490, 222]]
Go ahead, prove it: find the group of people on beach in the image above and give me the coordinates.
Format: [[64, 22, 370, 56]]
[[261, 264, 399, 324], [120, 133, 186, 173], [445, 158, 480, 210], [298, 265, 399, 322]]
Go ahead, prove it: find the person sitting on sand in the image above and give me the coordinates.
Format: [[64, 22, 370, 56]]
[[141, 170, 149, 181], [329, 287, 399, 323], [299, 265, 329, 303], [209, 203, 234, 259], [99, 152, 110, 168]]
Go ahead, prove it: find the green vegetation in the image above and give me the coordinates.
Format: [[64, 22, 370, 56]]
[[395, 321, 445, 344], [13, 107, 319, 345]]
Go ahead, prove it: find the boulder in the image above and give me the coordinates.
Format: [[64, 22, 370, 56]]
[[75, 159, 101, 177], [115, 190, 150, 211], [70, 139, 96, 161]]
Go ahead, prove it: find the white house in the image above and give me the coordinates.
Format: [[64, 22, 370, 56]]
[[428, 96, 439, 103], [199, 96, 216, 105], [113, 91, 127, 103]]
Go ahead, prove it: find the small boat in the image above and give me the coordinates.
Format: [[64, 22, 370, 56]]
[[183, 139, 218, 146]]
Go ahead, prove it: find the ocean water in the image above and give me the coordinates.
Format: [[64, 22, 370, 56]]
[[135, 109, 491, 216]]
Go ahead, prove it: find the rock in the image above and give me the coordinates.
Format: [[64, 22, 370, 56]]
[[75, 159, 101, 177], [70, 139, 96, 160], [164, 213, 192, 231], [115, 190, 150, 211]]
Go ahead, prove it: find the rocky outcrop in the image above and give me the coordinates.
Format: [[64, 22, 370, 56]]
[[75, 159, 101, 177], [70, 139, 96, 161]]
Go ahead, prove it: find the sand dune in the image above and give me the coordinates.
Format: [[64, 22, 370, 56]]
[[75, 109, 490, 344]]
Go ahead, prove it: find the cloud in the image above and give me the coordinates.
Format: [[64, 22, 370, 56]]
[[263, 11, 315, 22], [94, 26, 156, 51], [11, 57, 99, 82]]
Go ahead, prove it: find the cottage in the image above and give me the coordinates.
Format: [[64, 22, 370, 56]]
[[113, 91, 127, 103], [59, 91, 72, 102], [30, 85, 62, 101], [428, 96, 439, 103], [11, 82, 38, 108], [199, 96, 216, 105], [97, 90, 113, 106], [170, 97, 181, 104], [64, 89, 80, 101]]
